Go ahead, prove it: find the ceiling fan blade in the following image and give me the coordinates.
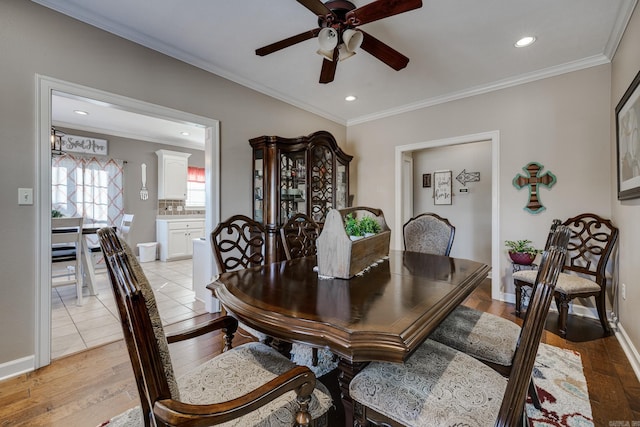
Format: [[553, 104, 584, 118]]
[[319, 48, 339, 83], [347, 0, 422, 26], [256, 28, 321, 56], [296, 0, 333, 17], [359, 30, 409, 70]]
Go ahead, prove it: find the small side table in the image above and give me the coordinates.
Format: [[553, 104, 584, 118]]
[[512, 262, 538, 314], [512, 262, 537, 273]]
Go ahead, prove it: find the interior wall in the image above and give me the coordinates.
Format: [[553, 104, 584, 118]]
[[412, 141, 492, 265], [611, 3, 640, 370], [57, 127, 206, 251], [0, 1, 345, 372], [347, 64, 612, 298]]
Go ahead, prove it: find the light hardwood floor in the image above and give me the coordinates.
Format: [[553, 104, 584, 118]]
[[1, 280, 638, 426]]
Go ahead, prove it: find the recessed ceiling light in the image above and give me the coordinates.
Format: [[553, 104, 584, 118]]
[[345, 95, 357, 102], [74, 110, 89, 115], [180, 131, 190, 136], [515, 36, 536, 48]]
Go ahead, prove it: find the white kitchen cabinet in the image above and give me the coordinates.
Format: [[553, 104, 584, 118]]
[[156, 219, 205, 261], [156, 149, 191, 200]]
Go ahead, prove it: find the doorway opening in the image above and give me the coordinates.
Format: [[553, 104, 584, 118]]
[[37, 75, 220, 368], [394, 131, 501, 300]]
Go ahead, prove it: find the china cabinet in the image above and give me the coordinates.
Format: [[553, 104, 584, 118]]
[[249, 130, 352, 263]]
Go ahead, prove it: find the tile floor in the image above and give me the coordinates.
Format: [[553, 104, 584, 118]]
[[51, 258, 207, 359]]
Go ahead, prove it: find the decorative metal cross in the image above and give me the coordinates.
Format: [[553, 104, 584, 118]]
[[513, 162, 556, 214]]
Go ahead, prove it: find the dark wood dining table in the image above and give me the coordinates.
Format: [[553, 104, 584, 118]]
[[208, 249, 490, 426]]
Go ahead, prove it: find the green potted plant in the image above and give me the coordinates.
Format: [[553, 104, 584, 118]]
[[359, 216, 381, 237], [345, 213, 363, 240], [504, 239, 542, 265], [51, 209, 64, 218]]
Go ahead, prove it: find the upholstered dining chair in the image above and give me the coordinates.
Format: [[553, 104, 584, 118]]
[[402, 212, 455, 255], [211, 214, 266, 273], [349, 236, 570, 427], [97, 227, 332, 427], [428, 225, 570, 410], [513, 213, 618, 338], [280, 213, 337, 375], [280, 213, 321, 260], [210, 214, 269, 343], [51, 216, 84, 305]]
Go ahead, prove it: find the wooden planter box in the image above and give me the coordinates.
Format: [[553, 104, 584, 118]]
[[317, 208, 391, 279]]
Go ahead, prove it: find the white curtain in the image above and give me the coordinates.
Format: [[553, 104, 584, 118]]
[[52, 153, 125, 227]]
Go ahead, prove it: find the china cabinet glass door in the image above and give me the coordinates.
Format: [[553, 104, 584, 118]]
[[253, 149, 264, 223], [310, 145, 334, 223], [279, 151, 306, 224]]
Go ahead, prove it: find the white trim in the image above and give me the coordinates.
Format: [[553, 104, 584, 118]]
[[616, 322, 640, 383], [30, 0, 346, 126], [36, 75, 221, 369], [349, 55, 610, 126], [605, 0, 639, 59], [394, 131, 500, 299], [32, 0, 630, 128], [0, 355, 35, 382]]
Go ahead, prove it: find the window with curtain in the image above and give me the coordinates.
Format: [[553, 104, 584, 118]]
[[186, 166, 205, 209], [52, 153, 125, 226]]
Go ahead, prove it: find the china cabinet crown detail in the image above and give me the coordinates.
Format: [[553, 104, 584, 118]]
[[250, 131, 352, 263]]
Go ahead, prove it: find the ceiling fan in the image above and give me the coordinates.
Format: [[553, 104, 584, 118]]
[[256, 0, 423, 84]]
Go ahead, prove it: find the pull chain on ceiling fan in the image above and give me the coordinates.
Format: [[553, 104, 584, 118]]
[[256, 0, 423, 84]]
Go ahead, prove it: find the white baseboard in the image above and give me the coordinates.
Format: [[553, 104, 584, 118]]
[[614, 322, 640, 383], [0, 355, 35, 382]]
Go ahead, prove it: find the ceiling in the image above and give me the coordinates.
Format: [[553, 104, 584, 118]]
[[37, 0, 637, 137]]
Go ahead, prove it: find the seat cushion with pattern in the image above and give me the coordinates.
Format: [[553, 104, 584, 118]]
[[102, 342, 332, 427], [514, 270, 601, 294], [349, 339, 506, 427], [428, 305, 521, 366]]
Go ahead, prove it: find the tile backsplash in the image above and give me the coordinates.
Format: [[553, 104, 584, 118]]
[[157, 199, 204, 216]]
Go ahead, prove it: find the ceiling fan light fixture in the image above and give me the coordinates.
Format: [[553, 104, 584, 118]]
[[318, 27, 339, 51], [342, 29, 363, 53], [338, 44, 356, 61], [317, 48, 336, 61]]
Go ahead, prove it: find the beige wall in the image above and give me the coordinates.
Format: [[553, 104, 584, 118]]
[[412, 141, 492, 265], [347, 65, 612, 297], [611, 4, 640, 369], [0, 1, 345, 369]]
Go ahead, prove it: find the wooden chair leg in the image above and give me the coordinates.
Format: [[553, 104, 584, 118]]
[[515, 284, 523, 316], [595, 294, 612, 335], [555, 295, 569, 338], [529, 377, 542, 410]]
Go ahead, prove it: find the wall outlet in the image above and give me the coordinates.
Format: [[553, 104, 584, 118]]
[[621, 283, 626, 300], [177, 205, 183, 212], [167, 205, 173, 211]]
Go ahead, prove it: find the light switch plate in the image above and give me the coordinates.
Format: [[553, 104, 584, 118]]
[[18, 188, 33, 205]]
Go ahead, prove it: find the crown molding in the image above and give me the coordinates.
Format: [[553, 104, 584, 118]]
[[347, 54, 611, 126]]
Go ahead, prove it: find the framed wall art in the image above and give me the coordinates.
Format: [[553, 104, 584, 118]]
[[616, 69, 640, 200], [433, 170, 452, 205], [422, 173, 431, 188]]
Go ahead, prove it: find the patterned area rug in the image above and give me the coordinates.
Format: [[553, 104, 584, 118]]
[[100, 342, 593, 427], [527, 343, 594, 426]]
